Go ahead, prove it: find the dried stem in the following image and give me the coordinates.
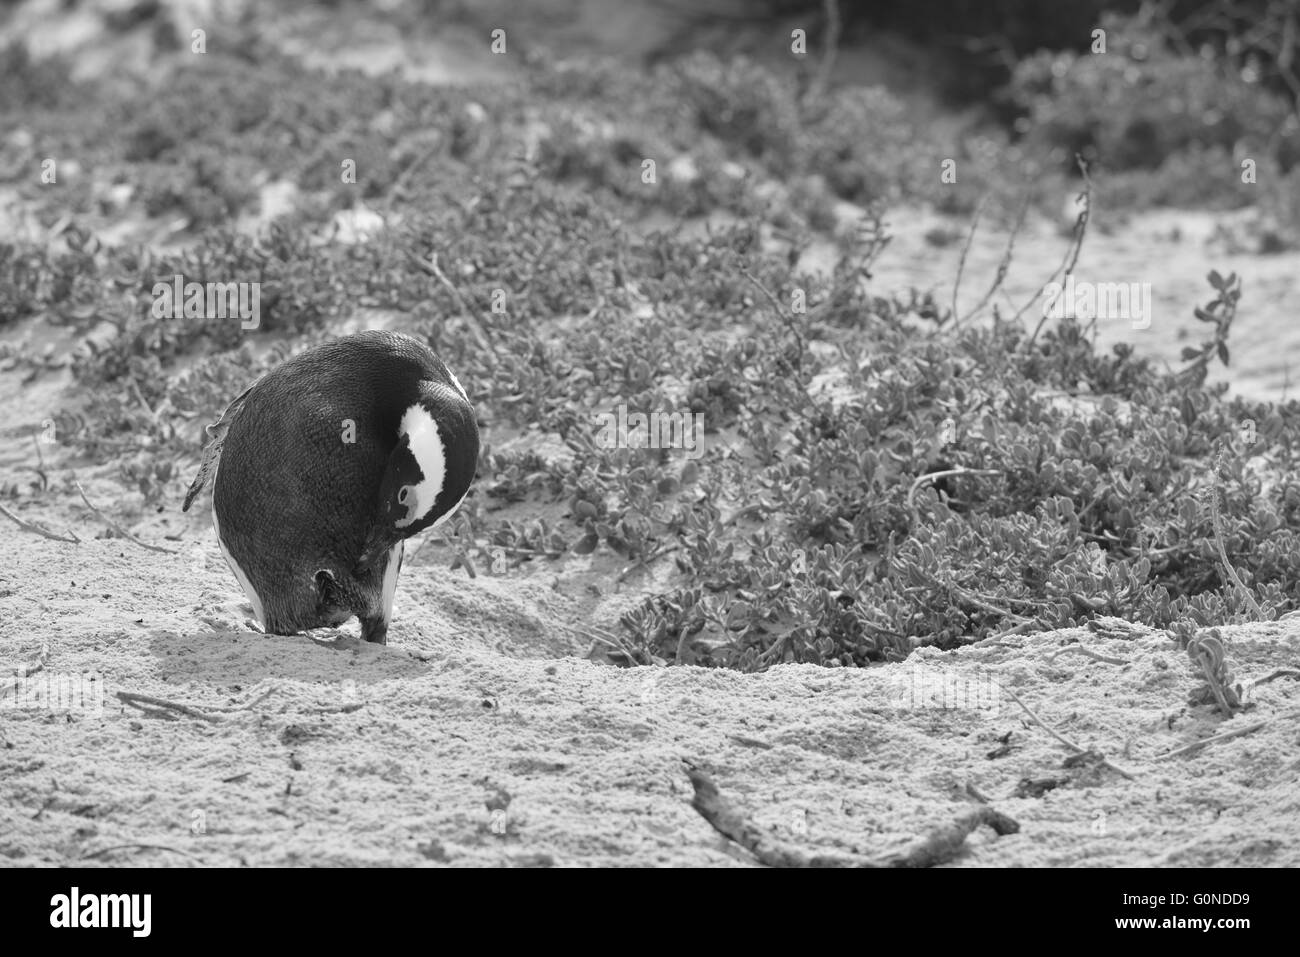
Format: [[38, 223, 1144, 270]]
[[963, 193, 1030, 326], [1020, 155, 1093, 345], [1155, 720, 1268, 760], [807, 0, 842, 104], [406, 249, 494, 357], [906, 467, 1001, 525], [741, 267, 805, 372], [116, 691, 221, 723], [1006, 688, 1136, 779], [82, 843, 203, 862], [75, 481, 177, 554], [0, 503, 79, 543], [1206, 450, 1263, 619]]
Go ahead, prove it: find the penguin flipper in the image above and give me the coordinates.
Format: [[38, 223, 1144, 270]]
[[182, 382, 256, 512]]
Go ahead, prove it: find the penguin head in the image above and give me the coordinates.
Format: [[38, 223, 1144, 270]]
[[356, 383, 478, 570], [374, 431, 426, 523]]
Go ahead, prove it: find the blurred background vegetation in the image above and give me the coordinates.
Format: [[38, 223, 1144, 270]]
[[1, 0, 1299, 668]]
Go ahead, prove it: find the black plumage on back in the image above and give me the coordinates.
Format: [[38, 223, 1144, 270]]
[[184, 330, 479, 644]]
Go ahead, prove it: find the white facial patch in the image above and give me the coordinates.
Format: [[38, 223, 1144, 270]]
[[211, 465, 266, 630], [395, 403, 446, 528]]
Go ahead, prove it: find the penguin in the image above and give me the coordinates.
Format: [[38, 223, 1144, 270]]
[[182, 330, 479, 645]]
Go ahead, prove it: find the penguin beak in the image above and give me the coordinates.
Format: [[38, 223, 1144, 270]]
[[357, 526, 400, 571], [360, 616, 389, 645]]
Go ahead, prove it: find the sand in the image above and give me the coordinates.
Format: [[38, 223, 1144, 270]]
[[2, 519, 1297, 866], [3, 0, 1298, 869]]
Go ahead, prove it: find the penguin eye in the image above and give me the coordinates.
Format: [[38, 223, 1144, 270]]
[[397, 486, 410, 505]]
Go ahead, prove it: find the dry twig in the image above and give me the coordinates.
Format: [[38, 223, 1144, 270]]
[[0, 503, 79, 543], [75, 482, 177, 554], [952, 195, 1031, 327], [407, 250, 494, 356], [1020, 155, 1093, 344], [82, 843, 202, 862], [1006, 688, 1136, 779], [116, 691, 221, 723], [906, 467, 1001, 524], [950, 196, 987, 325], [1047, 644, 1127, 666], [1155, 720, 1268, 760], [741, 267, 805, 372], [684, 760, 1018, 868], [806, 0, 842, 104], [1206, 450, 1264, 619]]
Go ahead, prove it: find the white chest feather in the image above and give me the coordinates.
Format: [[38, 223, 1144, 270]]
[[211, 463, 266, 629], [379, 540, 403, 624]]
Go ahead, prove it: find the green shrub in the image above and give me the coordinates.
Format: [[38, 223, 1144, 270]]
[[1006, 12, 1293, 183], [7, 37, 1300, 674]]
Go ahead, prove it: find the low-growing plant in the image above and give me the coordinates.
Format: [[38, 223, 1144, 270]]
[[6, 34, 1300, 675]]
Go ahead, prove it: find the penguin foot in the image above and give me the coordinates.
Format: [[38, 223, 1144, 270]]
[[360, 615, 388, 645]]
